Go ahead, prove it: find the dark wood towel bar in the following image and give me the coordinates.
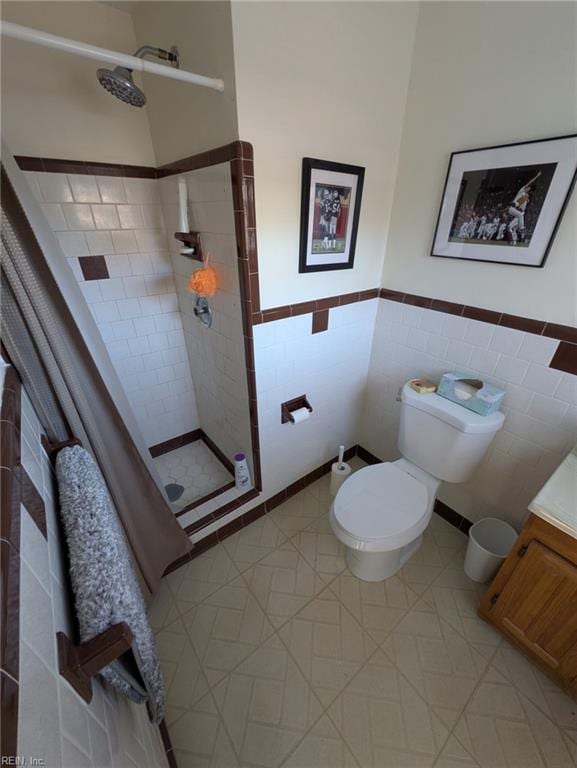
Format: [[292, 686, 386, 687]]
[[43, 436, 137, 704], [57, 623, 133, 704]]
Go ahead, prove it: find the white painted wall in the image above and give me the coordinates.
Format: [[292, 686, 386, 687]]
[[231, 1, 419, 309], [1, 1, 156, 165], [381, 1, 577, 326], [131, 1, 238, 165]]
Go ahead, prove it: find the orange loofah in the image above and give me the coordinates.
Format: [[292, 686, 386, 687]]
[[187, 255, 218, 297]]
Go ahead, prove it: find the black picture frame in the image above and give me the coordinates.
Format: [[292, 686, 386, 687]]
[[299, 157, 365, 273], [430, 134, 577, 268]]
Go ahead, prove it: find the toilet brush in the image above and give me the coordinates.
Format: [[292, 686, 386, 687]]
[[330, 445, 351, 496]]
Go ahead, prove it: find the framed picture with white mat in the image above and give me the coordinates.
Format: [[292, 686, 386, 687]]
[[431, 134, 577, 268]]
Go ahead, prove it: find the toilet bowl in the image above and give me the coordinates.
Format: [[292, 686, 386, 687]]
[[329, 381, 504, 582], [330, 458, 440, 581]]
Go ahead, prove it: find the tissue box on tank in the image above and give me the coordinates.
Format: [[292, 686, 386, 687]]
[[437, 372, 505, 416]]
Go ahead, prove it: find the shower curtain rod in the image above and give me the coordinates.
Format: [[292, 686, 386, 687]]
[[0, 21, 225, 93]]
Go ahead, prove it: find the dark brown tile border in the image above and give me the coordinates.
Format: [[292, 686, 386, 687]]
[[15, 142, 255, 181], [201, 432, 235, 476], [158, 719, 178, 768], [157, 141, 253, 178], [380, 289, 404, 303], [0, 463, 20, 553], [462, 306, 502, 325], [164, 487, 261, 573], [253, 290, 381, 326], [0, 671, 18, 762], [15, 156, 157, 179], [355, 445, 381, 465], [228, 143, 263, 493], [430, 298, 465, 316], [543, 323, 577, 345], [312, 309, 329, 334], [377, 288, 577, 343], [0, 366, 21, 761], [403, 294, 432, 309], [550, 341, 577, 376], [0, 539, 20, 684], [499, 314, 546, 335], [21, 469, 47, 540], [148, 429, 202, 458], [174, 481, 235, 519], [78, 255, 109, 282]]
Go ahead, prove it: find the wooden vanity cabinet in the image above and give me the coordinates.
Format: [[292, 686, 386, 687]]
[[479, 514, 577, 696]]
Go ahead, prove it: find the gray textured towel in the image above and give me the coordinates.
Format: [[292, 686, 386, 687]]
[[55, 445, 164, 723]]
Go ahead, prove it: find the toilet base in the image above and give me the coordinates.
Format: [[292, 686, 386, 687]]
[[345, 535, 423, 582]]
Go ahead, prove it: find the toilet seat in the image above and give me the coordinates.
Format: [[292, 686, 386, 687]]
[[331, 463, 432, 552]]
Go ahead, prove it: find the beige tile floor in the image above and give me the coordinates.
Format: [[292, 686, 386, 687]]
[[150, 459, 577, 768]]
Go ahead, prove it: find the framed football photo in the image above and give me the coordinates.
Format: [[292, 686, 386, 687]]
[[299, 158, 364, 273], [431, 134, 577, 267]]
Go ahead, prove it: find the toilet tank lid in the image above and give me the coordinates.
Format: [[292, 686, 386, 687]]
[[401, 383, 505, 434]]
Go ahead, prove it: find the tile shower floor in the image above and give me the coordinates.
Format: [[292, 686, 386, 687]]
[[153, 441, 233, 511], [150, 459, 577, 768]]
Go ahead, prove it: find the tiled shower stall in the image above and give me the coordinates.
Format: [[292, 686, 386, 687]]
[[24, 165, 252, 507]]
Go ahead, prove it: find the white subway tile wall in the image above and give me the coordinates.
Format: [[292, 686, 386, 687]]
[[159, 164, 253, 472], [18, 389, 169, 768], [25, 172, 199, 446], [360, 299, 577, 529]]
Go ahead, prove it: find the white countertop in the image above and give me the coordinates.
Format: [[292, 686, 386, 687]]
[[529, 449, 577, 540]]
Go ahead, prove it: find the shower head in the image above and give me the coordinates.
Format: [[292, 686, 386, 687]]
[[96, 45, 179, 108], [97, 66, 146, 107]]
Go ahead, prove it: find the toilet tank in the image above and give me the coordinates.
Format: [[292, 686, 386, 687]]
[[399, 382, 505, 483]]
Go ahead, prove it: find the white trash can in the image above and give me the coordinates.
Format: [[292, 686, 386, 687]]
[[464, 517, 518, 583]]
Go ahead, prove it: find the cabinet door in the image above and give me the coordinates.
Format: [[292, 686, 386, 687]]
[[492, 541, 577, 682]]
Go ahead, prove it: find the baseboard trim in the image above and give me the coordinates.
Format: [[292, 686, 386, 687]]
[[434, 498, 472, 534], [158, 719, 178, 768], [162, 444, 471, 576], [356, 445, 381, 465]]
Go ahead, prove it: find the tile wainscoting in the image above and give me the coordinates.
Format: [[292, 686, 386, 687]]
[[0, 368, 173, 767], [361, 297, 577, 530]]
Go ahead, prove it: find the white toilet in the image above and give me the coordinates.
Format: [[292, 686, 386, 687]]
[[330, 381, 505, 582]]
